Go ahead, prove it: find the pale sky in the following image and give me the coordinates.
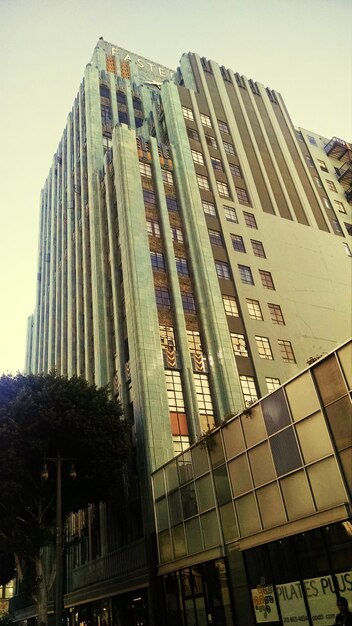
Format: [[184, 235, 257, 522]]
[[0, 0, 351, 375]]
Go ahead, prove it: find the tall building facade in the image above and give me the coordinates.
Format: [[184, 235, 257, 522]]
[[24, 39, 351, 625]]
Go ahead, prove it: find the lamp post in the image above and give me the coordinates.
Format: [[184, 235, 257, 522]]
[[41, 454, 76, 626]]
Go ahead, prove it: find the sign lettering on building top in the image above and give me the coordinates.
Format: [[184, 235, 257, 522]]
[[97, 41, 175, 82]]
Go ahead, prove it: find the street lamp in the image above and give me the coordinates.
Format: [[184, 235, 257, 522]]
[[41, 454, 76, 626]]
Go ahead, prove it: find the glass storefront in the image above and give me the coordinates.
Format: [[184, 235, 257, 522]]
[[242, 524, 352, 626]]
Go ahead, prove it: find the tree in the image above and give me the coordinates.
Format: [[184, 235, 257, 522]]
[[0, 372, 131, 626]]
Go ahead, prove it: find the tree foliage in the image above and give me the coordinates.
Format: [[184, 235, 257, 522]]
[[0, 372, 131, 587]]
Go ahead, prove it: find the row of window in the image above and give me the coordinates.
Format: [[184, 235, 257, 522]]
[[182, 106, 231, 135], [197, 174, 250, 204], [191, 149, 242, 178], [155, 286, 196, 312], [204, 201, 258, 230], [223, 295, 285, 324], [231, 333, 296, 363], [216, 261, 275, 290], [151, 252, 189, 276], [187, 126, 236, 158], [140, 161, 174, 186], [147, 219, 183, 243]]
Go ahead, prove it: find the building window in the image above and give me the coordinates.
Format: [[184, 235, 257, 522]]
[[268, 303, 285, 325], [231, 333, 248, 357], [208, 229, 223, 246], [308, 135, 317, 145], [205, 135, 217, 149], [343, 242, 352, 256], [332, 219, 343, 234], [322, 197, 331, 209], [216, 261, 231, 280], [278, 339, 296, 363], [345, 223, 352, 236], [238, 264, 254, 285], [223, 141, 235, 155], [251, 239, 266, 258], [246, 298, 263, 320], [139, 162, 152, 178], [255, 335, 273, 359], [211, 157, 223, 171], [147, 219, 160, 237], [315, 176, 323, 188], [181, 293, 196, 312], [171, 227, 183, 242], [317, 159, 328, 172], [162, 170, 174, 185], [194, 374, 214, 424], [217, 181, 230, 197], [326, 179, 337, 192], [187, 127, 200, 142], [203, 200, 216, 216], [229, 163, 241, 178], [266, 377, 281, 392], [243, 212, 257, 228], [175, 257, 189, 276], [166, 370, 185, 411], [259, 270, 275, 290], [151, 251, 165, 271], [236, 187, 250, 205], [160, 325, 175, 349], [240, 375, 258, 406], [223, 295, 239, 317], [224, 205, 238, 222], [306, 156, 314, 168], [334, 200, 346, 214], [218, 120, 229, 134], [166, 197, 178, 212], [192, 150, 204, 165], [182, 106, 194, 120], [155, 287, 170, 308], [231, 234, 246, 253], [197, 174, 210, 190], [187, 330, 203, 354], [143, 190, 156, 206], [200, 113, 212, 128]]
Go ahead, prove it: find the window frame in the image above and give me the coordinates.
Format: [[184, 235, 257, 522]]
[[238, 264, 254, 285], [259, 269, 275, 290]]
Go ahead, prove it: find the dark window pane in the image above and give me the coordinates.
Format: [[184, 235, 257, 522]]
[[181, 483, 198, 519], [261, 388, 291, 435], [213, 465, 232, 505], [270, 428, 302, 476]]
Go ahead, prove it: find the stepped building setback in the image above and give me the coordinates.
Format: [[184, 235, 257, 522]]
[[22, 39, 352, 626]]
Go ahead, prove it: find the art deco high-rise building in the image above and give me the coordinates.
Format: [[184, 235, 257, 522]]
[[24, 39, 351, 625]]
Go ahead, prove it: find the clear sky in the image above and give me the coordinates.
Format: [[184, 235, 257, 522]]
[[0, 0, 351, 375]]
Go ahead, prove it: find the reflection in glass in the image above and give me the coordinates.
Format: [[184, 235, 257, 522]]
[[270, 428, 302, 476], [248, 442, 276, 486], [256, 483, 286, 528], [196, 474, 215, 512], [307, 457, 347, 510], [201, 510, 221, 548], [285, 372, 319, 421], [213, 465, 232, 505], [313, 356, 346, 405], [191, 444, 210, 477], [261, 388, 291, 435], [280, 470, 315, 520], [181, 483, 198, 519], [325, 395, 352, 451], [223, 418, 245, 458], [296, 412, 333, 463], [185, 518, 203, 554]]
